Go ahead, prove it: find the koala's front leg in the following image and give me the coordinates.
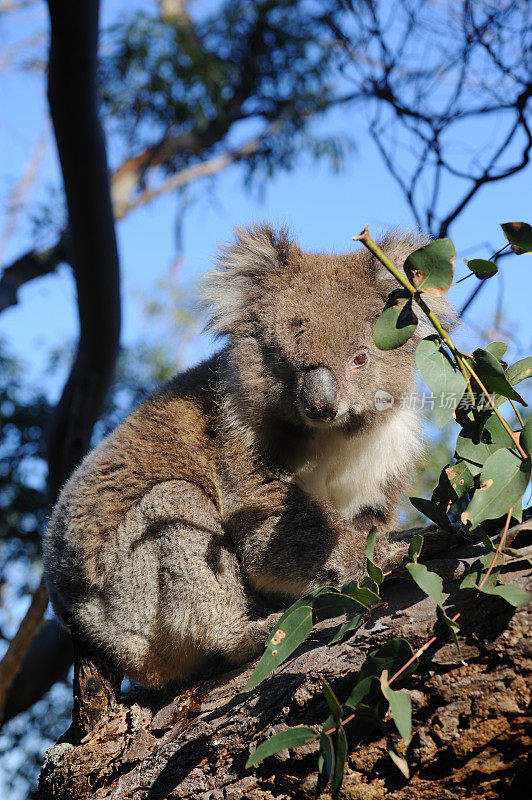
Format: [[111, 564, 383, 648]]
[[227, 482, 389, 601]]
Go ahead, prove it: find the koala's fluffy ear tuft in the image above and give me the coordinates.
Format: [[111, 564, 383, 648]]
[[371, 229, 458, 337], [201, 223, 292, 337]]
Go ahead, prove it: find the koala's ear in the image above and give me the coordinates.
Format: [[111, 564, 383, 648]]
[[201, 223, 292, 337], [373, 229, 458, 337]]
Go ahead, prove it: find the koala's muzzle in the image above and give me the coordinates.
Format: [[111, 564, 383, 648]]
[[299, 367, 339, 421]]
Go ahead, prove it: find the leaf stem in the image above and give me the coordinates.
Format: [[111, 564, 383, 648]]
[[461, 359, 527, 458], [388, 612, 461, 686], [509, 399, 525, 428], [478, 508, 512, 590]]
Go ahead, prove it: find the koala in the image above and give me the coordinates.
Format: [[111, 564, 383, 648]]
[[44, 223, 453, 687]]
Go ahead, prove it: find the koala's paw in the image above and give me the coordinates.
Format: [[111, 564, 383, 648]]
[[247, 612, 284, 646]]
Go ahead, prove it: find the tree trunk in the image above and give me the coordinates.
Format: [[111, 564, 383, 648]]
[[38, 526, 532, 800]]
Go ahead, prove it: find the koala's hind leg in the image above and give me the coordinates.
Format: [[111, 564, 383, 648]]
[[90, 481, 284, 685]]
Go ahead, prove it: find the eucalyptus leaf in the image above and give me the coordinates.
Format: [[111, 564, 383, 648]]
[[460, 571, 532, 607], [388, 745, 410, 778], [478, 582, 532, 607], [321, 679, 343, 723], [443, 461, 475, 500], [466, 258, 497, 279], [318, 731, 335, 788], [328, 613, 365, 645], [246, 726, 317, 767], [463, 448, 531, 528], [436, 605, 463, 661], [374, 289, 418, 350], [330, 726, 348, 798], [406, 562, 443, 606], [456, 416, 515, 476], [344, 675, 381, 710], [380, 670, 412, 741], [408, 534, 424, 563], [485, 341, 507, 360], [409, 496, 454, 532], [501, 221, 532, 254], [358, 638, 418, 683], [365, 526, 384, 585], [520, 415, 532, 455], [404, 238, 456, 296], [505, 357, 532, 387], [415, 335, 467, 427], [313, 592, 369, 623], [244, 605, 314, 690], [365, 526, 378, 560], [472, 348, 526, 405], [341, 580, 381, 608]]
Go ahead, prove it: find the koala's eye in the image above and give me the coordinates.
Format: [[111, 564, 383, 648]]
[[347, 352, 369, 371]]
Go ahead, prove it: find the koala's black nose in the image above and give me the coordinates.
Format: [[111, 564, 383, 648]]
[[299, 367, 339, 421]]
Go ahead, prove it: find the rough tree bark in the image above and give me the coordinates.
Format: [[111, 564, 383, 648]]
[[38, 524, 532, 800]]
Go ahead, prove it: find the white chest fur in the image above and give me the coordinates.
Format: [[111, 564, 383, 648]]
[[292, 409, 421, 521]]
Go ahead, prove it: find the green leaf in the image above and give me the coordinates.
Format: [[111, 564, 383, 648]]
[[321, 679, 343, 723], [330, 726, 348, 798], [456, 416, 515, 476], [246, 726, 317, 767], [264, 587, 331, 645], [341, 580, 381, 608], [380, 670, 412, 741], [365, 526, 384, 585], [477, 582, 532, 607], [318, 731, 335, 788], [485, 341, 507, 360], [404, 238, 456, 296], [520, 415, 532, 455], [505, 357, 532, 387], [415, 335, 467, 427], [344, 675, 381, 710], [436, 606, 463, 662], [313, 591, 369, 623], [409, 496, 453, 533], [501, 221, 532, 254], [406, 562, 443, 606], [465, 258, 498, 279], [463, 448, 531, 528], [244, 605, 314, 690], [388, 743, 410, 778], [366, 558, 384, 585], [442, 461, 475, 500], [374, 289, 418, 351], [358, 639, 418, 683], [408, 534, 424, 563], [460, 570, 532, 608], [328, 613, 365, 645], [365, 526, 378, 560], [495, 357, 532, 406], [472, 349, 527, 405]]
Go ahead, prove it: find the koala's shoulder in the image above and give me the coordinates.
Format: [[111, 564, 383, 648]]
[[57, 354, 223, 546]]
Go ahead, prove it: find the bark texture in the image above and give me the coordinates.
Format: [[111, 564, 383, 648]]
[[38, 529, 532, 800]]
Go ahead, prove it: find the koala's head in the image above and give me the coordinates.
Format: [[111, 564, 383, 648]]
[[203, 224, 454, 432]]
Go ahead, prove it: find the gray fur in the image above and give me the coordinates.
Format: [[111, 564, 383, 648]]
[[44, 223, 451, 686]]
